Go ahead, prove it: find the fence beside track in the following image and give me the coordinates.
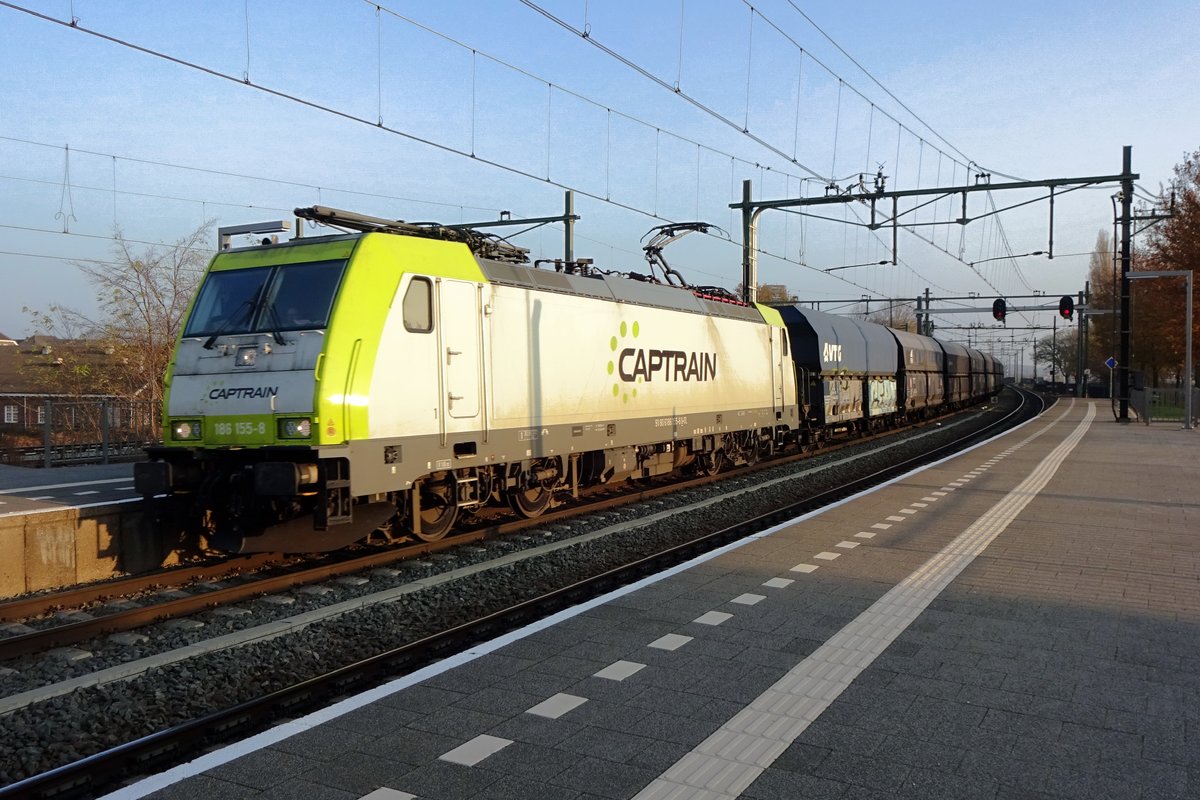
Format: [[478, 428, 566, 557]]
[[0, 398, 158, 468]]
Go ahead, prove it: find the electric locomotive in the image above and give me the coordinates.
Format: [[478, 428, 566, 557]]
[[136, 208, 798, 552], [135, 206, 1001, 553]]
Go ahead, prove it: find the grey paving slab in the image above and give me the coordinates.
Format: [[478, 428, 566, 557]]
[[268, 727, 378, 761], [301, 758, 415, 796], [412, 713, 526, 751], [450, 685, 547, 718], [549, 757, 659, 799], [471, 773, 584, 800], [389, 759, 504, 798], [473, 739, 578, 782], [256, 777, 358, 800], [202, 749, 313, 791], [354, 730, 463, 765], [144, 774, 264, 800]]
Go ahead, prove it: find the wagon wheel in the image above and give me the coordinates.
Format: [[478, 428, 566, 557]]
[[509, 484, 552, 518], [412, 471, 458, 542], [693, 449, 726, 477]]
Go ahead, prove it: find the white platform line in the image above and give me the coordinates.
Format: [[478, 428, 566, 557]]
[[0, 477, 133, 494]]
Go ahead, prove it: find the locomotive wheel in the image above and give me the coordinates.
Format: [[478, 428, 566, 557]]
[[413, 472, 457, 542], [509, 485, 552, 518], [694, 450, 726, 477]]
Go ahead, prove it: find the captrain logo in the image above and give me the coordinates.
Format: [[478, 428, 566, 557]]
[[607, 320, 717, 404]]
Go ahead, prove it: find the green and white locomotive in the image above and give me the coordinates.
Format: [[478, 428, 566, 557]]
[[136, 207, 799, 552]]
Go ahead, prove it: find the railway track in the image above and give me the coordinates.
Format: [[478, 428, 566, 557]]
[[0, 388, 1044, 798], [0, 401, 991, 663]]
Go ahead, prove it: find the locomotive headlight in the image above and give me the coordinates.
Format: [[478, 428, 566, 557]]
[[171, 420, 202, 441], [278, 417, 312, 439], [236, 346, 257, 367]]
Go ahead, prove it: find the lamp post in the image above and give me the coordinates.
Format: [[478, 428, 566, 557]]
[[1126, 270, 1193, 430]]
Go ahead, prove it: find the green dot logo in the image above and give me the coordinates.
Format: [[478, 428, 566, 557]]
[[606, 320, 641, 402]]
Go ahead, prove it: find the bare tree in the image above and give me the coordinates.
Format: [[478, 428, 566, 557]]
[[867, 303, 917, 331], [1034, 328, 1080, 386], [1085, 229, 1117, 378], [24, 221, 214, 415], [735, 283, 796, 303]]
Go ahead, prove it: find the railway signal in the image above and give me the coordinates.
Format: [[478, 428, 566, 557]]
[[1058, 295, 1074, 320], [992, 298, 1006, 322]]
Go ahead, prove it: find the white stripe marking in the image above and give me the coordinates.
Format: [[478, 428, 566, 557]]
[[440, 734, 511, 766], [0, 477, 132, 494], [789, 563, 818, 573], [595, 660, 646, 680], [813, 552, 840, 561], [649, 633, 693, 651], [358, 789, 416, 800], [526, 693, 587, 719]]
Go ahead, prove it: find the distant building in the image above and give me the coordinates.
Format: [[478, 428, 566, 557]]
[[0, 336, 148, 458]]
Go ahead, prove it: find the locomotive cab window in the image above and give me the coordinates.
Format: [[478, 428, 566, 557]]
[[184, 259, 347, 337], [403, 277, 433, 333]]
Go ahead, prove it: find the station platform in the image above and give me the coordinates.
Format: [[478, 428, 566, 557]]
[[119, 398, 1199, 800]]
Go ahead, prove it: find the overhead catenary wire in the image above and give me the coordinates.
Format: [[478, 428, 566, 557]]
[[367, 0, 814, 188], [517, 0, 829, 181], [779, 0, 1019, 179], [0, 1, 890, 298], [0, 134, 502, 214]]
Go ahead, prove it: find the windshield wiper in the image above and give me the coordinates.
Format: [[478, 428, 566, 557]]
[[261, 303, 289, 345], [202, 298, 256, 350]]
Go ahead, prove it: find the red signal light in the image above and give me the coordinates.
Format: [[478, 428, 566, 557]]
[[1058, 295, 1074, 320]]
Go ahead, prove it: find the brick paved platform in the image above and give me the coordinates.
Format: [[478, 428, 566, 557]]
[[117, 397, 1200, 800]]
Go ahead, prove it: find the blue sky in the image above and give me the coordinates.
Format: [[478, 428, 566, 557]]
[[1, 0, 1197, 358]]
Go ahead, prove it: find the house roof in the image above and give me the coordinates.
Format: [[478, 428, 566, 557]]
[[0, 337, 123, 397]]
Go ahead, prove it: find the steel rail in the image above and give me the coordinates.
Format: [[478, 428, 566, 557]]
[[0, 555, 280, 623]]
